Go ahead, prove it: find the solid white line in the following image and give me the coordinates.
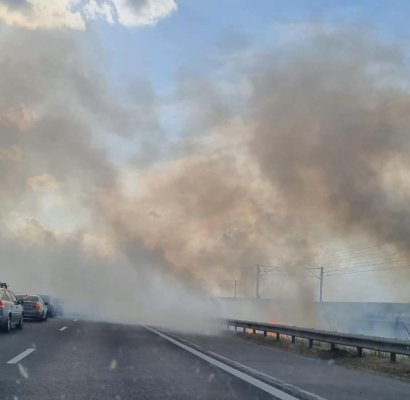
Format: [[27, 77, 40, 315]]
[[7, 348, 36, 364], [73, 319, 78, 322], [145, 326, 301, 400], [59, 326, 67, 331]]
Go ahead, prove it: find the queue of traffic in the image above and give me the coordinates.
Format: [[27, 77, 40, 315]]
[[0, 282, 63, 333]]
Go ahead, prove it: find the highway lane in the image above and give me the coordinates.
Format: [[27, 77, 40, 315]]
[[0, 319, 274, 400], [0, 319, 409, 400], [174, 330, 410, 400]]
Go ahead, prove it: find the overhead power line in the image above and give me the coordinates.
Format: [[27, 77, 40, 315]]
[[325, 265, 410, 276], [324, 257, 409, 273]]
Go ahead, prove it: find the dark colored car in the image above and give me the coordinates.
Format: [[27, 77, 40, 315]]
[[0, 283, 24, 332], [16, 294, 48, 322], [40, 295, 56, 318]]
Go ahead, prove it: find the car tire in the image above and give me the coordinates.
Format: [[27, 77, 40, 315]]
[[44, 312, 48, 321], [3, 315, 11, 333], [38, 313, 44, 322], [16, 315, 23, 330]]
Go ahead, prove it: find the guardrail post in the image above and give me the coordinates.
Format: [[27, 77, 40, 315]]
[[253, 329, 256, 334], [276, 333, 280, 341], [390, 353, 396, 363], [309, 339, 313, 348], [291, 336, 295, 344], [243, 327, 246, 334], [263, 331, 267, 337], [330, 343, 336, 351], [357, 347, 363, 357]]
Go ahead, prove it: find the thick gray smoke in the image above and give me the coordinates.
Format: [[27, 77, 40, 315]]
[[250, 31, 410, 258], [100, 30, 410, 306], [0, 27, 215, 329], [2, 20, 410, 330]]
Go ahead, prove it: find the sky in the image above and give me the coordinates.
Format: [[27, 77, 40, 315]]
[[90, 0, 410, 164], [97, 0, 410, 94], [1, 0, 410, 318]]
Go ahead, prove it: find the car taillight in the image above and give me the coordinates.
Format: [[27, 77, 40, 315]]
[[34, 303, 41, 310], [0, 300, 4, 308]]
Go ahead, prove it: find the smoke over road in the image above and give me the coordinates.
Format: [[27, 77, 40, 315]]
[[100, 29, 410, 302], [1, 14, 410, 329]]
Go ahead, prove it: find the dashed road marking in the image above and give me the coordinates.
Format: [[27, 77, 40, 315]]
[[73, 318, 78, 322], [59, 326, 67, 331], [7, 348, 36, 364]]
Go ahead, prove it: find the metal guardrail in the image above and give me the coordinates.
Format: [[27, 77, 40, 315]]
[[223, 319, 410, 362]]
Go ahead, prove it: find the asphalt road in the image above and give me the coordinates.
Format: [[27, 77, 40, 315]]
[[0, 318, 273, 400], [0, 318, 409, 399], [176, 330, 410, 400]]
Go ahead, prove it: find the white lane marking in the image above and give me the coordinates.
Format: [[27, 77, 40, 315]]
[[7, 348, 36, 364], [145, 326, 311, 400], [59, 326, 67, 331], [73, 318, 78, 322], [206, 350, 325, 400]]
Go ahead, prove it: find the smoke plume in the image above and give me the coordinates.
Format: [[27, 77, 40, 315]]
[[99, 30, 410, 303], [1, 11, 410, 330]]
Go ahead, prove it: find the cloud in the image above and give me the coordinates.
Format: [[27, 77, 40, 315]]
[[110, 0, 177, 27], [27, 173, 61, 191], [0, 0, 177, 30], [0, 0, 85, 29]]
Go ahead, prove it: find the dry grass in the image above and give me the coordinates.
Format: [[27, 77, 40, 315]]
[[229, 330, 410, 381]]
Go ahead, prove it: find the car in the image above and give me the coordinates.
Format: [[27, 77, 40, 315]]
[[16, 294, 48, 322], [39, 294, 56, 318], [0, 283, 24, 332]]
